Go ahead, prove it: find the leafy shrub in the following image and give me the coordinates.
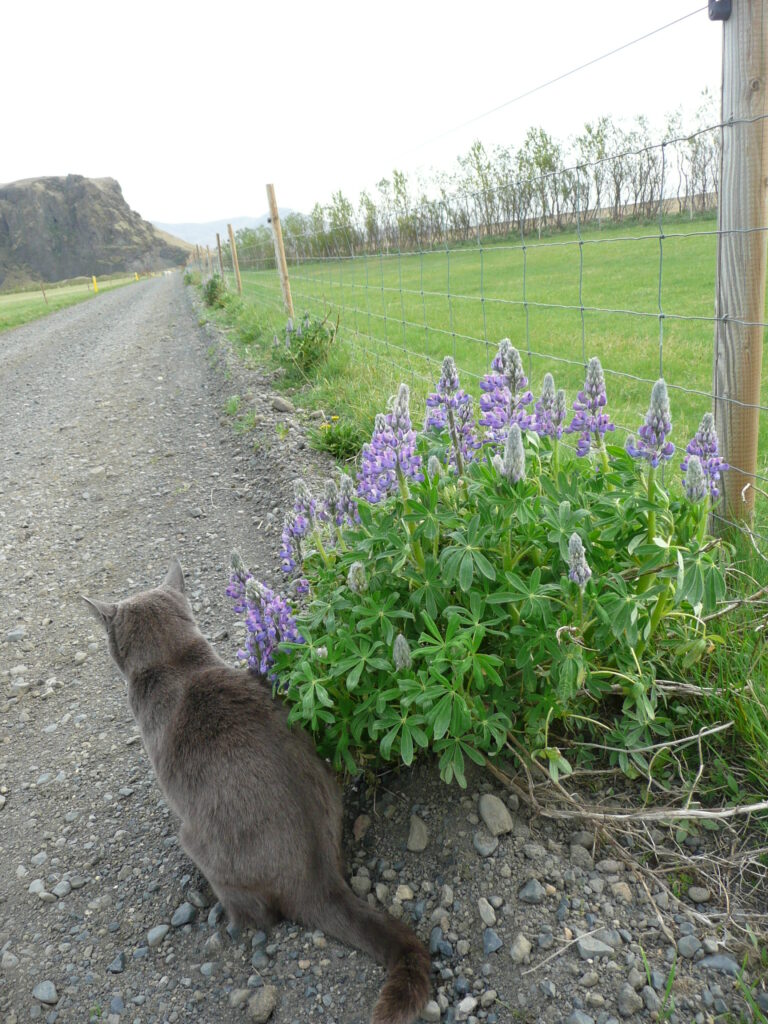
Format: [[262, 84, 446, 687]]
[[229, 343, 730, 787], [183, 270, 200, 286], [273, 312, 336, 375], [202, 273, 226, 308]]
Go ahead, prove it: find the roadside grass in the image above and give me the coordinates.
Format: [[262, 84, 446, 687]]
[[0, 275, 140, 333]]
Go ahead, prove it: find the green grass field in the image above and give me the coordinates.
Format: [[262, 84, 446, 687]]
[[229, 212, 768, 486], [0, 275, 138, 333]]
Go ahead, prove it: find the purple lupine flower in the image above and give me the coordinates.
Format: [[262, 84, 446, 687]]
[[533, 374, 567, 440], [479, 339, 534, 442], [625, 379, 675, 468], [356, 385, 423, 503], [425, 356, 462, 423], [565, 357, 615, 457], [683, 455, 707, 503], [681, 412, 728, 502], [568, 533, 591, 591], [480, 339, 534, 440], [240, 578, 303, 678], [279, 512, 303, 574], [226, 550, 252, 614]]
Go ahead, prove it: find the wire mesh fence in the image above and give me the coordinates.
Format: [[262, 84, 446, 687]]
[[207, 114, 768, 542]]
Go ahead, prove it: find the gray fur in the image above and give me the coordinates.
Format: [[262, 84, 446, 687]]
[[84, 559, 430, 1024]]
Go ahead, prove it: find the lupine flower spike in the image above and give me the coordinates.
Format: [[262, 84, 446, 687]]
[[424, 356, 480, 473], [239, 578, 303, 680], [681, 412, 728, 502], [566, 357, 615, 459], [502, 424, 526, 483], [226, 550, 251, 613], [347, 561, 368, 594], [357, 385, 423, 504], [393, 633, 412, 671], [533, 374, 560, 438], [479, 339, 533, 443], [683, 455, 707, 503], [625, 379, 675, 468], [568, 533, 591, 591]]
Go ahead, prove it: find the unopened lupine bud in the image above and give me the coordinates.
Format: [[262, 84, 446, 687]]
[[502, 424, 526, 483], [393, 633, 412, 671], [427, 455, 442, 479], [568, 533, 592, 591], [347, 561, 368, 594], [230, 549, 247, 579], [683, 455, 707, 503]]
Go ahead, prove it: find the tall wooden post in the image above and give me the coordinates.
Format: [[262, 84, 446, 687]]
[[206, 246, 213, 278], [712, 0, 768, 523], [227, 222, 243, 295], [266, 183, 295, 319], [216, 232, 225, 278]]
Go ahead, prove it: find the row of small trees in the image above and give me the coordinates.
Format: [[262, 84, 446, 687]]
[[232, 100, 719, 269]]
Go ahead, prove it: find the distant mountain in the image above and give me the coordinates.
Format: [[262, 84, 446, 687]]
[[0, 175, 190, 290], [152, 211, 292, 249]]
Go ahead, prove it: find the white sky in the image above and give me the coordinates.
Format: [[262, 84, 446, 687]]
[[3, 1, 722, 224]]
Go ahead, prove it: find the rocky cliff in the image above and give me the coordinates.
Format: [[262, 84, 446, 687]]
[[0, 175, 190, 289]]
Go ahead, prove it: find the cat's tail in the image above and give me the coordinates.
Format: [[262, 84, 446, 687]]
[[315, 881, 431, 1024]]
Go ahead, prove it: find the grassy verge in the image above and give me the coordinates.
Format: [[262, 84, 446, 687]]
[[199, 270, 768, 817], [0, 274, 141, 333]]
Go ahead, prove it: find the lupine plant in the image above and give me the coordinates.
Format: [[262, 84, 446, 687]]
[[229, 339, 730, 787]]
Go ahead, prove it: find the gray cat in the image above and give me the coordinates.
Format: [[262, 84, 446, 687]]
[[83, 559, 430, 1024]]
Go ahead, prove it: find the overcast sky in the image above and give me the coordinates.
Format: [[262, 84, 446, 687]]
[[4, 1, 722, 224]]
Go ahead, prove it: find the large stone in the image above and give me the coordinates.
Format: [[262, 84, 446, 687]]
[[32, 981, 58, 1005], [576, 935, 616, 959], [406, 814, 429, 852], [617, 982, 643, 1017], [677, 934, 702, 959], [147, 924, 170, 947], [247, 985, 277, 1022], [699, 954, 740, 975], [171, 901, 196, 927], [509, 933, 532, 964], [478, 794, 514, 836], [518, 878, 546, 904], [472, 830, 498, 858]]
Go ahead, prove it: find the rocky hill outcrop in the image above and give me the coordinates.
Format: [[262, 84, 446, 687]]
[[0, 175, 190, 289]]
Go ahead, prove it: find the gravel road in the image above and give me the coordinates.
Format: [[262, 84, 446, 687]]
[[0, 275, 764, 1024]]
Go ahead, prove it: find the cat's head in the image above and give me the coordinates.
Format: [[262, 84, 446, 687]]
[[83, 558, 196, 677]]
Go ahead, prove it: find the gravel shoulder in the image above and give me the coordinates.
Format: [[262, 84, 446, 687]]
[[0, 276, 764, 1024]]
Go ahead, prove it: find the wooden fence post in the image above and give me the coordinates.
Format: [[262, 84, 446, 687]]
[[266, 183, 295, 319], [216, 232, 225, 278], [227, 222, 243, 295], [712, 0, 768, 523]]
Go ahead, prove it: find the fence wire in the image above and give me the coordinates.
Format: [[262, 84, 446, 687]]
[[207, 114, 768, 536]]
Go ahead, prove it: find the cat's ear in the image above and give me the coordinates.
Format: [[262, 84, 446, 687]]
[[82, 596, 117, 626], [163, 558, 185, 593]]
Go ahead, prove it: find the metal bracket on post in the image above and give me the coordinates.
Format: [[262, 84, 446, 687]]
[[709, 0, 731, 21]]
